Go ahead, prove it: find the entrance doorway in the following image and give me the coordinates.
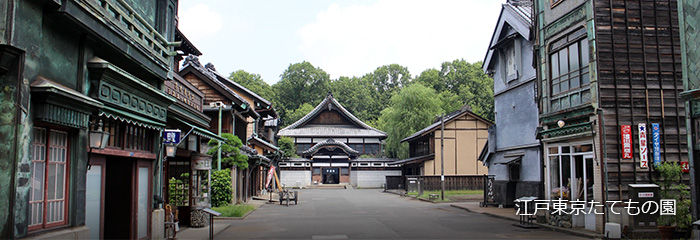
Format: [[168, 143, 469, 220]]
[[322, 168, 339, 184]]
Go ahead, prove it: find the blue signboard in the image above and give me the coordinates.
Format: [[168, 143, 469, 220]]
[[163, 129, 181, 144], [651, 123, 661, 167]]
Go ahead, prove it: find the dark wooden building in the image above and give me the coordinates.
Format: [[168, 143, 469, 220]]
[[534, 0, 686, 233], [277, 94, 400, 188]]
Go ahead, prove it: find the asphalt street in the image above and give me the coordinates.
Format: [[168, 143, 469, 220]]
[[215, 188, 588, 239]]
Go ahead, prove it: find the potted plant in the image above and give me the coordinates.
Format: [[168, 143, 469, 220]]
[[655, 162, 692, 240]]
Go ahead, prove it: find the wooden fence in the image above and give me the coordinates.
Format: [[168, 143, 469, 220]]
[[385, 175, 484, 191]]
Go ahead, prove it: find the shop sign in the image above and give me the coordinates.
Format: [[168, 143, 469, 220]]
[[193, 155, 211, 170], [651, 123, 661, 167], [621, 125, 632, 159], [681, 161, 690, 173], [638, 123, 648, 168], [163, 129, 181, 144]]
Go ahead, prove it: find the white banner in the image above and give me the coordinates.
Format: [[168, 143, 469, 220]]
[[639, 123, 648, 168]]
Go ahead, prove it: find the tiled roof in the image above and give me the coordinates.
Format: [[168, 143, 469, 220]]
[[278, 93, 386, 138], [302, 138, 360, 156], [180, 55, 248, 107], [208, 68, 272, 107], [279, 125, 387, 137]]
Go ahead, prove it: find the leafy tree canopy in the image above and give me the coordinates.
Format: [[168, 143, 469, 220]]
[[379, 83, 442, 159], [286, 103, 315, 127], [277, 136, 296, 159], [228, 70, 275, 103], [273, 61, 331, 124], [208, 133, 249, 169]]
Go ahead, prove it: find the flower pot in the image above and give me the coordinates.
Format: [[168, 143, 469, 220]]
[[658, 226, 676, 240]]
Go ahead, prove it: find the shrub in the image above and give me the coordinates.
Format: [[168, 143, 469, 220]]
[[211, 169, 232, 207]]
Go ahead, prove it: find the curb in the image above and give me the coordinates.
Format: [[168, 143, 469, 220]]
[[450, 204, 604, 239]]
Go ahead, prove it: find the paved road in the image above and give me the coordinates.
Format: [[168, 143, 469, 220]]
[[216, 189, 587, 239]]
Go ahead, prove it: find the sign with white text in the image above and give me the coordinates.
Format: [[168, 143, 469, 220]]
[[621, 125, 632, 159], [639, 123, 648, 168], [652, 123, 661, 167]]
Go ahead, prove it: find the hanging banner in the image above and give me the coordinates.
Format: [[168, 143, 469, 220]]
[[638, 123, 648, 168], [621, 125, 632, 159], [265, 166, 276, 189], [651, 123, 661, 167]]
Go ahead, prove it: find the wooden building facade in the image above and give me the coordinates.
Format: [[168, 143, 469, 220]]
[[534, 0, 686, 233], [396, 106, 491, 177], [277, 94, 401, 188]]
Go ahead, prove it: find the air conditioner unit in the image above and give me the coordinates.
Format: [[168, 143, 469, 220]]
[[209, 101, 225, 108]]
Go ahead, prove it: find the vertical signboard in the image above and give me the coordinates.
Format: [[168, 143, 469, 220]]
[[621, 125, 632, 159], [638, 123, 648, 168], [651, 123, 661, 167], [681, 161, 690, 173]]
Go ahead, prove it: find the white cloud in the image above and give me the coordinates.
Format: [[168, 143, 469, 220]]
[[178, 4, 223, 43], [297, 0, 501, 79]]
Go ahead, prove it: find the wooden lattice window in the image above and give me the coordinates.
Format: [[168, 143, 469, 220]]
[[29, 127, 69, 230]]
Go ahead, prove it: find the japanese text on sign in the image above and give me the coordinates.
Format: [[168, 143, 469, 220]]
[[621, 125, 632, 159], [639, 123, 648, 168], [515, 199, 676, 216], [652, 123, 661, 166]]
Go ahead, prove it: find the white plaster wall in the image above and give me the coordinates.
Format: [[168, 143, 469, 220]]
[[280, 170, 311, 187], [351, 170, 402, 188]]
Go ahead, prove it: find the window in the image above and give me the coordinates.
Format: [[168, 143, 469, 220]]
[[549, 29, 590, 111], [103, 118, 155, 152], [296, 144, 312, 153], [364, 144, 379, 154], [548, 144, 594, 202], [347, 144, 363, 153], [30, 127, 69, 230]]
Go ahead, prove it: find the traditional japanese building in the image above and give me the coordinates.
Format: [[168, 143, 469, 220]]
[[395, 105, 491, 177], [1, 0, 181, 239], [534, 0, 686, 233], [480, 0, 541, 207], [277, 94, 400, 188], [178, 55, 268, 203]]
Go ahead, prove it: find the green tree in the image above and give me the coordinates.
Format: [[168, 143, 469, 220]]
[[286, 103, 314, 126], [379, 84, 442, 159], [277, 136, 296, 159], [438, 90, 463, 114], [440, 60, 493, 120], [208, 133, 249, 169], [330, 76, 377, 126], [415, 68, 442, 92], [229, 70, 275, 102], [273, 61, 331, 125]]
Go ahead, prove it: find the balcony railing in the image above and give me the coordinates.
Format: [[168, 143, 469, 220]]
[[75, 0, 176, 71]]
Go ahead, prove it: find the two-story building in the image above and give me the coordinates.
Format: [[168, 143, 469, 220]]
[[396, 105, 491, 178], [277, 93, 401, 188], [1, 0, 182, 239], [481, 0, 542, 207], [534, 0, 686, 233]]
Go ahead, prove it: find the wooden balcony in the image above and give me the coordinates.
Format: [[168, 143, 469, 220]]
[[72, 0, 176, 74]]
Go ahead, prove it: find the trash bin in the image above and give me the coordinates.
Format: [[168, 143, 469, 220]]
[[406, 177, 421, 193]]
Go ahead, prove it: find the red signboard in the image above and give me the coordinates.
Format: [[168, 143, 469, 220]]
[[681, 161, 690, 173], [621, 125, 632, 159]]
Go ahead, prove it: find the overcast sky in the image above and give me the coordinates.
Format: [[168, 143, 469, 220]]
[[178, 0, 503, 85]]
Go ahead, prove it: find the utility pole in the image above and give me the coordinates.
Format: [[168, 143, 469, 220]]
[[441, 113, 445, 200], [217, 103, 223, 171]]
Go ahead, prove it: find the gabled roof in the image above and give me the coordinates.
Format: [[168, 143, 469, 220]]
[[402, 106, 493, 143], [179, 55, 249, 110], [212, 70, 272, 107], [483, 1, 533, 72], [278, 93, 387, 138], [302, 138, 360, 156]]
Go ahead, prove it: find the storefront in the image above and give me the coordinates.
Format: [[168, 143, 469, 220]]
[[85, 59, 174, 239]]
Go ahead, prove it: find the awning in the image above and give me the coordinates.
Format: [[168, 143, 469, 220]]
[[389, 153, 435, 165], [496, 155, 523, 165], [100, 106, 165, 130], [172, 116, 225, 142]]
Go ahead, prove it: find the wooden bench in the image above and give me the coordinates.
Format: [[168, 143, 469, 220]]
[[429, 194, 439, 201]]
